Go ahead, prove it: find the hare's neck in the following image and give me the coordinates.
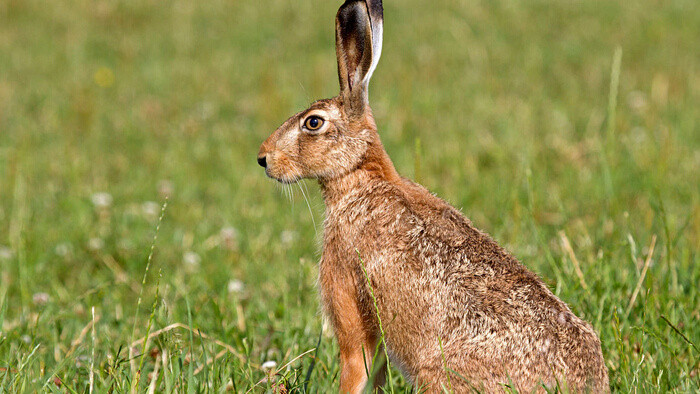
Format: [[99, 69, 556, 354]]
[[320, 145, 400, 208], [320, 169, 374, 208]]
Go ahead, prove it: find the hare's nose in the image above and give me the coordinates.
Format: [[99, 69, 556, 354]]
[[257, 155, 267, 168]]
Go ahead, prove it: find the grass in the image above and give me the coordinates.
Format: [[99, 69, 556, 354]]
[[0, 0, 698, 391]]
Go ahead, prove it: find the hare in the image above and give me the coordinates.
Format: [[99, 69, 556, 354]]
[[258, 0, 609, 392]]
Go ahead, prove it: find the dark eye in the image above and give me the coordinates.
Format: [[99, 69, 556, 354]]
[[304, 116, 324, 131]]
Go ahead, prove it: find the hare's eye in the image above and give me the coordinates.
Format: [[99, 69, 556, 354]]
[[304, 116, 324, 131]]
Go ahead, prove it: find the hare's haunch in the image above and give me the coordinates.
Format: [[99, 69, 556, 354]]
[[258, 1, 609, 392]]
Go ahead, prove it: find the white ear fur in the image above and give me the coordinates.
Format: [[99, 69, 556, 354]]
[[363, 0, 383, 88]]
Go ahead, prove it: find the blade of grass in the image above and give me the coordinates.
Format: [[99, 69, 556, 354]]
[[356, 249, 394, 393], [625, 235, 656, 317], [135, 269, 162, 390], [438, 338, 453, 393], [558, 231, 589, 291], [303, 329, 323, 392], [186, 296, 195, 394], [660, 315, 698, 354], [89, 306, 95, 394], [606, 46, 622, 147], [130, 198, 168, 388], [9, 174, 29, 319]]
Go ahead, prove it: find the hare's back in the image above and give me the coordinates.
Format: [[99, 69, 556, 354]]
[[374, 181, 607, 389]]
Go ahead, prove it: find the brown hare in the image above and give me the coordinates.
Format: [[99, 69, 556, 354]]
[[258, 0, 609, 392]]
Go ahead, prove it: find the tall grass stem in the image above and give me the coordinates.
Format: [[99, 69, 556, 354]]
[[129, 198, 168, 392]]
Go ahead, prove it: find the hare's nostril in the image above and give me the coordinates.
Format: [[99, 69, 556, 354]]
[[257, 155, 267, 168]]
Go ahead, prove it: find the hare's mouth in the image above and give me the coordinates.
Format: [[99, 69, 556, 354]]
[[265, 169, 300, 185], [276, 176, 300, 185]]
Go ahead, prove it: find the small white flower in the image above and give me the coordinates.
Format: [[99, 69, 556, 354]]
[[0, 246, 13, 261], [627, 90, 648, 112], [21, 335, 31, 344], [220, 227, 239, 251], [91, 192, 113, 209], [55, 242, 72, 257], [261, 360, 277, 371], [158, 180, 174, 198], [281, 230, 297, 245], [227, 279, 244, 294], [88, 238, 104, 251], [183, 251, 201, 270], [33, 292, 50, 306], [141, 201, 160, 218]]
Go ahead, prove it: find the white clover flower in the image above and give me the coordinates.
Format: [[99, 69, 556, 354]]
[[55, 242, 72, 257], [91, 192, 113, 209], [0, 246, 13, 261], [261, 360, 277, 371], [227, 279, 244, 294], [281, 230, 297, 245], [88, 237, 104, 251], [32, 292, 50, 306], [141, 201, 160, 218], [183, 251, 201, 270], [220, 226, 239, 251]]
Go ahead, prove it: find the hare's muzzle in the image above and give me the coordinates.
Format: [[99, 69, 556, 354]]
[[257, 155, 267, 168]]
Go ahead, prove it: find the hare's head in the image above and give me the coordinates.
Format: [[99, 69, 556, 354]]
[[258, 0, 383, 184]]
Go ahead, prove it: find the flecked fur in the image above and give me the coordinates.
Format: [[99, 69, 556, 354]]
[[258, 1, 609, 392]]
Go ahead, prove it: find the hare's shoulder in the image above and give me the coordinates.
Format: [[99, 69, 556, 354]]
[[392, 179, 519, 265], [392, 178, 571, 307]]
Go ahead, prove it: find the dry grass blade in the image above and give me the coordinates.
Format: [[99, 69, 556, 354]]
[[559, 231, 588, 290], [626, 235, 657, 316], [66, 314, 101, 359], [89, 306, 96, 394], [277, 347, 317, 372], [100, 255, 140, 293], [147, 354, 161, 394], [244, 347, 317, 393], [129, 322, 247, 364]]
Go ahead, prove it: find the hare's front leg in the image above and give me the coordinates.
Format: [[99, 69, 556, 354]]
[[336, 305, 379, 393], [338, 335, 375, 394], [324, 282, 379, 393]]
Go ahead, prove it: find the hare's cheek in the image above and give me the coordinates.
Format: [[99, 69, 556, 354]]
[[331, 139, 366, 169], [276, 128, 300, 152], [310, 142, 344, 168]]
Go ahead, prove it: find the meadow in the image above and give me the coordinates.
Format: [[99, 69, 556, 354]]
[[0, 0, 698, 391]]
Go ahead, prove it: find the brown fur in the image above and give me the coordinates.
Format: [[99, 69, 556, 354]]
[[258, 1, 608, 392]]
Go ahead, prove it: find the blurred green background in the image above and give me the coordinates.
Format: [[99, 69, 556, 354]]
[[0, 0, 698, 391]]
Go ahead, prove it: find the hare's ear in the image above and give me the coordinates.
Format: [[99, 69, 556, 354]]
[[335, 0, 383, 114]]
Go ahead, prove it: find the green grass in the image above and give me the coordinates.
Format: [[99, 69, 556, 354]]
[[0, 0, 698, 391]]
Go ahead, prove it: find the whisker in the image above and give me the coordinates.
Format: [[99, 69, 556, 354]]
[[300, 180, 317, 214], [274, 182, 282, 197], [285, 183, 293, 203], [297, 180, 317, 236], [298, 81, 312, 104]]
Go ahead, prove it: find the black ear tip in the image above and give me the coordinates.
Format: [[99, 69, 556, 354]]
[[338, 0, 366, 16], [338, 0, 382, 22], [367, 0, 383, 18], [337, 1, 370, 34]]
